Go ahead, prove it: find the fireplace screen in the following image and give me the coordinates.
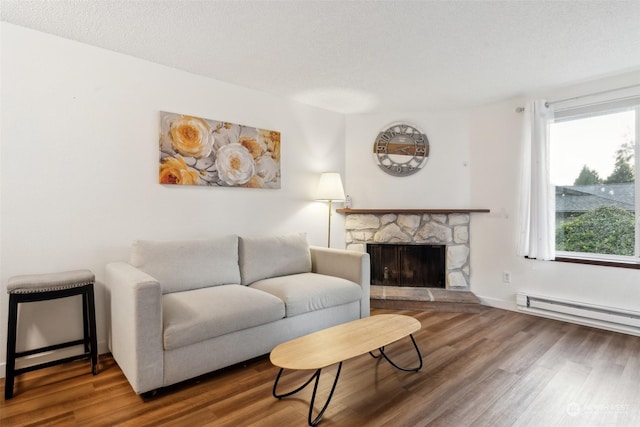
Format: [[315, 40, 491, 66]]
[[367, 243, 446, 288]]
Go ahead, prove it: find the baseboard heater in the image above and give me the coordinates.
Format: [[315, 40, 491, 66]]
[[516, 292, 640, 336]]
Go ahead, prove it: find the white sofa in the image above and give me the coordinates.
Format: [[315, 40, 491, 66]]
[[105, 233, 370, 395]]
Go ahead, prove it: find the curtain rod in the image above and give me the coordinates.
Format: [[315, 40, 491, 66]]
[[515, 83, 640, 113], [546, 83, 640, 107]]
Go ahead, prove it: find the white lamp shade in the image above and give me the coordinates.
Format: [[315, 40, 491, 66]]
[[316, 172, 345, 201]]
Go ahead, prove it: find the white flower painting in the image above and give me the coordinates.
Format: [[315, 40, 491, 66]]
[[159, 112, 281, 189]]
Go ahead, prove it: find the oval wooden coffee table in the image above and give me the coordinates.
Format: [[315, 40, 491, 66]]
[[270, 314, 422, 426]]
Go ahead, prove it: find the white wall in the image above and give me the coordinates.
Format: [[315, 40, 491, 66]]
[[469, 71, 640, 313], [345, 111, 471, 209], [0, 23, 346, 374]]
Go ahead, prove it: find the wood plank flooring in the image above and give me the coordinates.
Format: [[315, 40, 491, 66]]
[[2, 307, 640, 426]]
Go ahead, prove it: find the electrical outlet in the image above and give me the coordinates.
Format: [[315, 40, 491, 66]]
[[503, 271, 512, 283]]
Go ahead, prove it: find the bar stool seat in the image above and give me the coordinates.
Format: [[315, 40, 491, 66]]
[[4, 269, 98, 399]]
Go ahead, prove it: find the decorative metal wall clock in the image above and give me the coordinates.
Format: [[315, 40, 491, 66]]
[[373, 122, 429, 177]]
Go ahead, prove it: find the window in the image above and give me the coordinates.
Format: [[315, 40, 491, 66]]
[[550, 98, 639, 265]]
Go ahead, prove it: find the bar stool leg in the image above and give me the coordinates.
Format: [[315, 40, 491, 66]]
[[5, 295, 18, 399], [86, 284, 98, 375], [82, 291, 90, 354]]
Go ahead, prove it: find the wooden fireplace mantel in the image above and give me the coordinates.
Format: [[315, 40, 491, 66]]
[[336, 208, 490, 214]]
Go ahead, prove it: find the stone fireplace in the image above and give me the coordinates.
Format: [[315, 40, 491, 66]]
[[339, 209, 488, 291]]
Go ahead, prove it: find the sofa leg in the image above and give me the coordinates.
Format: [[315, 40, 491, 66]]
[[140, 389, 158, 400]]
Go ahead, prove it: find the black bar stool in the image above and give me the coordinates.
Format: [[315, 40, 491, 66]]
[[4, 269, 98, 399]]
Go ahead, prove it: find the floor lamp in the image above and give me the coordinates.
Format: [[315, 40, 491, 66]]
[[316, 172, 345, 248]]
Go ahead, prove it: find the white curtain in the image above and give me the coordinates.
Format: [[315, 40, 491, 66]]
[[517, 100, 556, 260]]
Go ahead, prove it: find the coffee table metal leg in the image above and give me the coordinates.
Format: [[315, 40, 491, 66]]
[[272, 362, 343, 426], [272, 367, 319, 399], [370, 334, 423, 372], [308, 362, 342, 426]]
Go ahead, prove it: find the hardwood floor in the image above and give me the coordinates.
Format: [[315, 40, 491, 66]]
[[2, 307, 640, 426]]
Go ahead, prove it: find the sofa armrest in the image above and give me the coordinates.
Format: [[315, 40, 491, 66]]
[[310, 246, 370, 318], [105, 262, 164, 394]]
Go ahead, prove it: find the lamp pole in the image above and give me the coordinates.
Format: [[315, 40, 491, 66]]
[[316, 172, 345, 249], [327, 199, 333, 248]]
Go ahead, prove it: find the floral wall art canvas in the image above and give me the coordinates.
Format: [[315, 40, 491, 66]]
[[159, 112, 281, 188]]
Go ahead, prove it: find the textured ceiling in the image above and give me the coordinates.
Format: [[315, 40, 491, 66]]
[[2, 0, 640, 114]]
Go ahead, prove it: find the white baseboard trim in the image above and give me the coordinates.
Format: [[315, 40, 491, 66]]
[[477, 295, 518, 311]]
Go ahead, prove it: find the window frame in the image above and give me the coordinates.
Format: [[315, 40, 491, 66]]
[[550, 99, 640, 267]]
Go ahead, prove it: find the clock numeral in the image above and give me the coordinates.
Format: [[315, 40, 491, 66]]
[[380, 131, 394, 142]]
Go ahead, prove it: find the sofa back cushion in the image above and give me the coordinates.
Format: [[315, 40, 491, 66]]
[[131, 235, 241, 294], [239, 233, 312, 285]]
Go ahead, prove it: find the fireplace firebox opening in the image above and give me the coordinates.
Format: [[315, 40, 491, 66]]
[[366, 243, 446, 288]]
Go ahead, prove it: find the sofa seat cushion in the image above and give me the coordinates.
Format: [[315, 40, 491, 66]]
[[249, 272, 362, 317], [162, 285, 285, 350]]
